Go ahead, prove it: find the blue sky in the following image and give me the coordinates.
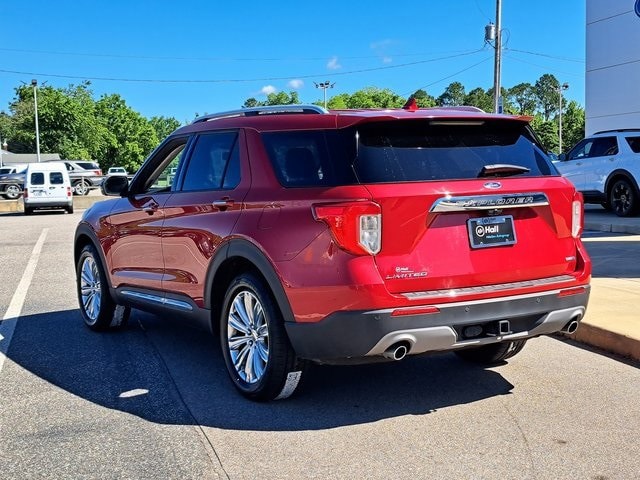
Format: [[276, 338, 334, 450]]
[[0, 0, 585, 123]]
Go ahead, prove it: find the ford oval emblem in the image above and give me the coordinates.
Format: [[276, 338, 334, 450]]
[[483, 181, 502, 190], [636, 0, 640, 17]]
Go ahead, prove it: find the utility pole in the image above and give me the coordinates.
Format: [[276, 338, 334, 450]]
[[314, 81, 335, 109], [32, 79, 41, 162], [492, 0, 502, 114]]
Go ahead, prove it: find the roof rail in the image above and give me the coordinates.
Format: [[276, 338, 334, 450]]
[[193, 104, 328, 123], [593, 128, 640, 135]]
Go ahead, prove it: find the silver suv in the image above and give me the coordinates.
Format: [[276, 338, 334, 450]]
[[556, 129, 640, 216]]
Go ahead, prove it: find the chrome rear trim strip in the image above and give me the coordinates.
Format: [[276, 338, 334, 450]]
[[430, 192, 549, 212], [401, 274, 575, 301], [121, 290, 193, 311]]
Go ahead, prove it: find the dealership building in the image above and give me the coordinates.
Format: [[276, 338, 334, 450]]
[[586, 0, 640, 135]]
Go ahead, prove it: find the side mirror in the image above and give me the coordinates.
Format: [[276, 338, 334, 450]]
[[558, 153, 567, 162], [101, 174, 129, 197]]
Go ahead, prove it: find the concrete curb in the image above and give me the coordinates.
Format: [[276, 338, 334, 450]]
[[0, 195, 106, 212], [584, 219, 640, 235], [564, 322, 640, 362]]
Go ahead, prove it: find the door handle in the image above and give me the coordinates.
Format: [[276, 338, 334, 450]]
[[212, 198, 234, 210]]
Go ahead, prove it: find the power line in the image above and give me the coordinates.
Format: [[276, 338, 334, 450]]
[[505, 53, 584, 78], [504, 48, 585, 63], [0, 50, 486, 84], [402, 56, 493, 96], [0, 46, 482, 63]]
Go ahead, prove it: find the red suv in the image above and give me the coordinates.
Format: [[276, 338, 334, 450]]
[[74, 104, 591, 400]]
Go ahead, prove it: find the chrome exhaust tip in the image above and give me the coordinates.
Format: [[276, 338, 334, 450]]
[[382, 342, 410, 361], [561, 319, 580, 334]]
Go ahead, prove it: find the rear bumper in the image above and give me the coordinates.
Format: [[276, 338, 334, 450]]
[[285, 285, 590, 361]]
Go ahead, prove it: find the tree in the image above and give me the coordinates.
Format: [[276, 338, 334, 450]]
[[437, 82, 466, 106], [410, 89, 436, 108], [464, 87, 493, 112], [531, 115, 559, 153], [95, 94, 159, 172], [346, 87, 405, 108], [243, 91, 300, 108], [150, 116, 181, 140], [534, 74, 561, 121], [507, 83, 537, 115], [558, 100, 585, 152]]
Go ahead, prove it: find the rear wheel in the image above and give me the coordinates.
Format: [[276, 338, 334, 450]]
[[220, 273, 305, 401], [455, 339, 527, 365], [73, 179, 90, 196], [76, 244, 129, 330], [66, 205, 74, 214], [609, 178, 639, 217], [24, 207, 33, 216]]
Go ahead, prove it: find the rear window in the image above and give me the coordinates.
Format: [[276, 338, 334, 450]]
[[30, 172, 45, 185], [262, 120, 555, 187], [50, 172, 64, 184]]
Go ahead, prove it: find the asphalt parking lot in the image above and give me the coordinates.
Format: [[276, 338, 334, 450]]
[[0, 208, 639, 479]]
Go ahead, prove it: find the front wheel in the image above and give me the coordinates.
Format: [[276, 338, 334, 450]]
[[220, 273, 305, 401], [76, 244, 128, 330], [609, 178, 639, 217], [455, 340, 527, 365]]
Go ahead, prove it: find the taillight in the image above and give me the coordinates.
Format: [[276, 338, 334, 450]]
[[67, 186, 72, 197], [313, 201, 382, 255], [572, 192, 583, 238], [23, 188, 28, 198]]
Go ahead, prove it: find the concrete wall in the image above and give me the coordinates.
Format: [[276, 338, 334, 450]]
[[586, 0, 640, 134]]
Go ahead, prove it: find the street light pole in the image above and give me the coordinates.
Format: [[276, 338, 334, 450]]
[[32, 79, 41, 162], [314, 80, 335, 109], [558, 82, 569, 153]]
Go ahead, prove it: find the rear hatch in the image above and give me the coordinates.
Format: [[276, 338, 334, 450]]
[[351, 118, 580, 295]]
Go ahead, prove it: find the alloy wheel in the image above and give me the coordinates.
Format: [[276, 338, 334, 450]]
[[611, 180, 635, 216], [80, 256, 102, 321], [226, 290, 269, 384]]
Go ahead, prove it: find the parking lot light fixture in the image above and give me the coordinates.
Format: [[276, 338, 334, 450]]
[[558, 82, 569, 154]]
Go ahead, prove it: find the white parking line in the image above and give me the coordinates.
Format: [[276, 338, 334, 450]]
[[0, 228, 49, 375]]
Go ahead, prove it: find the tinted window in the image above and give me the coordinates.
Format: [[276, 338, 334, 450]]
[[263, 120, 554, 186], [181, 132, 239, 191], [626, 136, 640, 154], [75, 161, 100, 170], [262, 130, 356, 187], [50, 172, 64, 184], [588, 137, 618, 157], [30, 172, 45, 185]]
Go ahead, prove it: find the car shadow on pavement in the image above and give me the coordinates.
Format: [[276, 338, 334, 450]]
[[7, 308, 515, 432], [582, 236, 640, 279]]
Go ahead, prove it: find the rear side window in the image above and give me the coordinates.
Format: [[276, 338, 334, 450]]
[[626, 136, 640, 153], [30, 172, 45, 185], [50, 172, 64, 185]]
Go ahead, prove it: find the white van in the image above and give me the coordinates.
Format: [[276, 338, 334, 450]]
[[23, 162, 74, 215]]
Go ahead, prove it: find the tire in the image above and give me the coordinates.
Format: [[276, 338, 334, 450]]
[[66, 205, 74, 214], [76, 244, 129, 331], [220, 273, 306, 401], [455, 339, 527, 365], [73, 179, 90, 196], [3, 184, 22, 200], [609, 178, 639, 217], [24, 207, 33, 216]]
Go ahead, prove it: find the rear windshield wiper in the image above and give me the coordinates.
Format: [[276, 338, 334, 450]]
[[478, 164, 531, 178]]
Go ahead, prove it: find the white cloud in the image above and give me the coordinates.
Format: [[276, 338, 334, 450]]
[[382, 56, 393, 64], [260, 85, 277, 95], [371, 39, 398, 64], [288, 79, 304, 89], [327, 56, 341, 70]]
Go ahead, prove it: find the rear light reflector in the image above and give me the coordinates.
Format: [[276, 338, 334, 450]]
[[558, 286, 587, 297], [313, 201, 382, 255], [391, 306, 440, 317], [23, 188, 28, 198], [572, 192, 584, 238], [67, 186, 72, 197]]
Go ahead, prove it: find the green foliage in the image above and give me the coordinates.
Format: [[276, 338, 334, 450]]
[[346, 87, 405, 108], [557, 100, 585, 152], [410, 89, 436, 108], [464, 87, 492, 112], [243, 91, 300, 108], [531, 115, 559, 152], [437, 82, 466, 106], [534, 74, 560, 121], [1, 82, 178, 172], [507, 83, 537, 115]]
